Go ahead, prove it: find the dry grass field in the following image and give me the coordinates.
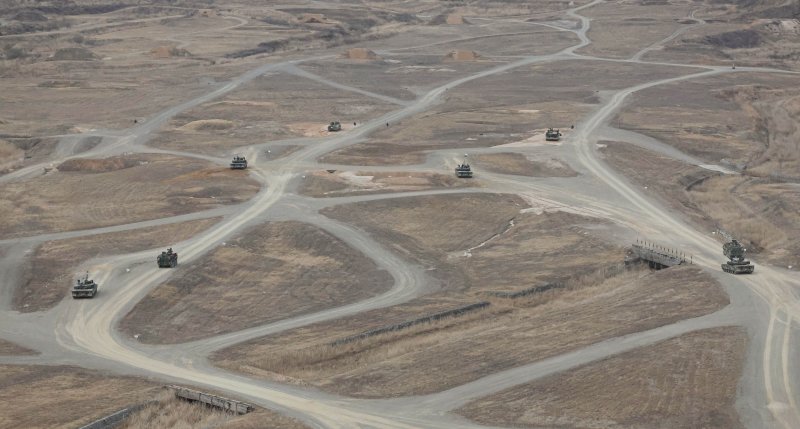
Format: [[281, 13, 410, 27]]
[[459, 327, 748, 429], [15, 218, 220, 312], [473, 152, 577, 177], [119, 391, 308, 429], [0, 154, 258, 239], [0, 339, 36, 355], [149, 71, 398, 155], [322, 60, 690, 165], [120, 221, 393, 344], [0, 364, 157, 429], [298, 170, 472, 197], [213, 266, 728, 397]]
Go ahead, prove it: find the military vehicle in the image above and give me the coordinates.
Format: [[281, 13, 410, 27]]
[[72, 273, 98, 299], [157, 248, 178, 268], [455, 154, 473, 178], [545, 128, 562, 141], [721, 239, 754, 274], [230, 155, 247, 170], [327, 121, 342, 132]]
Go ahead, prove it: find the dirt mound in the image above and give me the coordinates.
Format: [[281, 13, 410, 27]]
[[178, 119, 234, 131], [57, 157, 141, 173], [50, 47, 96, 61], [444, 50, 479, 61], [343, 48, 379, 60], [446, 13, 466, 25], [300, 13, 327, 24], [151, 46, 191, 58]]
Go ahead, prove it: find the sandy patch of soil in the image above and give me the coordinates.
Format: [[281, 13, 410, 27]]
[[15, 218, 220, 313], [120, 221, 392, 344], [0, 154, 258, 239], [0, 339, 36, 356], [474, 152, 577, 177], [298, 170, 472, 197], [459, 327, 747, 429]]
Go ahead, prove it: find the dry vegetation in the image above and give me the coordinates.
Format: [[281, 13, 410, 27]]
[[0, 154, 258, 239], [473, 152, 577, 177], [298, 170, 472, 197], [459, 327, 748, 429], [322, 60, 688, 165], [0, 338, 36, 355], [321, 193, 623, 291], [148, 71, 397, 155], [0, 364, 157, 429], [15, 218, 220, 312], [119, 391, 308, 429], [121, 221, 393, 344], [213, 266, 728, 397]]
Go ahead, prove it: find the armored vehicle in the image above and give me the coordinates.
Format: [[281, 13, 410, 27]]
[[722, 239, 754, 274], [455, 155, 473, 178], [545, 128, 562, 141], [157, 248, 178, 268], [230, 155, 247, 169], [72, 273, 98, 299], [327, 121, 342, 132]]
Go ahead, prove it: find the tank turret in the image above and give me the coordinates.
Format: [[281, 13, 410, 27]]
[[71, 272, 98, 299], [230, 155, 247, 169], [157, 247, 178, 268], [455, 154, 473, 178], [545, 128, 562, 141], [721, 239, 754, 274]]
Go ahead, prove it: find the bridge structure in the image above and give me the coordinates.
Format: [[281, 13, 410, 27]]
[[628, 240, 689, 269]]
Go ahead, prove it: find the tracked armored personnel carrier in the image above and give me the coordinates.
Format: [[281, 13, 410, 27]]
[[545, 128, 562, 141], [72, 273, 98, 299], [157, 248, 178, 268], [230, 155, 247, 169], [722, 239, 754, 274], [327, 121, 342, 132], [455, 155, 473, 178]]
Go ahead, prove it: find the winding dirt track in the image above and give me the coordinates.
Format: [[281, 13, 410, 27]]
[[1, 1, 798, 428]]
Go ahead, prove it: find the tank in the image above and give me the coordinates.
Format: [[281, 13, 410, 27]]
[[71, 273, 98, 299], [721, 239, 754, 274], [545, 128, 562, 141], [327, 121, 342, 132], [455, 154, 473, 178], [230, 155, 247, 169], [157, 247, 178, 268]]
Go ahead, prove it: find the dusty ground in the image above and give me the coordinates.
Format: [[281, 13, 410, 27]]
[[0, 364, 158, 429], [213, 266, 728, 397], [459, 327, 747, 429], [298, 170, 473, 197], [120, 221, 393, 344], [473, 152, 577, 177], [149, 71, 397, 155], [119, 391, 308, 429], [616, 72, 800, 171], [321, 193, 623, 291], [322, 60, 690, 165], [0, 154, 258, 239], [15, 218, 220, 313], [0, 339, 36, 355]]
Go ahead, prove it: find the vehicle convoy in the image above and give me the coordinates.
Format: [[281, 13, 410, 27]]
[[230, 155, 247, 169], [545, 128, 562, 141], [455, 154, 473, 178], [722, 239, 754, 274], [72, 273, 98, 299], [157, 248, 178, 268], [327, 121, 342, 132]]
